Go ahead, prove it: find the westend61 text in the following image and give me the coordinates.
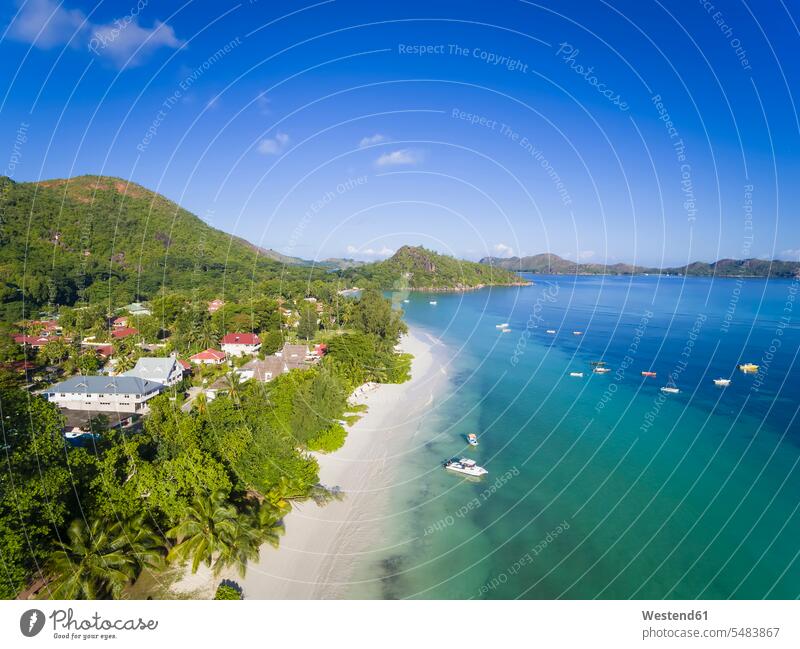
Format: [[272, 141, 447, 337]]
[[642, 610, 708, 621]]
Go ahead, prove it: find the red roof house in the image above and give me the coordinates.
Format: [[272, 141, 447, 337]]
[[13, 335, 52, 349], [220, 333, 261, 357], [110, 327, 139, 339], [189, 348, 227, 365]]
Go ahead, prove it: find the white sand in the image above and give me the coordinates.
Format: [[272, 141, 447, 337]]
[[233, 328, 449, 599]]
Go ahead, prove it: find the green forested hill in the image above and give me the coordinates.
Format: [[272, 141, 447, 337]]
[[350, 245, 527, 290], [481, 253, 800, 278], [0, 175, 307, 319]]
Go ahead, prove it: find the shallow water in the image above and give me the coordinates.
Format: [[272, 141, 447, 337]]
[[347, 275, 800, 599]]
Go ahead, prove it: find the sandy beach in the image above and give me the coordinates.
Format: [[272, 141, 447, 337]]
[[229, 327, 450, 599]]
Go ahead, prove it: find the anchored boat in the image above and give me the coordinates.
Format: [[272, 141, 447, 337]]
[[739, 363, 758, 373], [660, 386, 680, 394], [641, 371, 657, 378], [569, 372, 584, 377], [593, 367, 611, 374], [714, 378, 731, 387], [467, 433, 479, 447], [444, 458, 488, 477]]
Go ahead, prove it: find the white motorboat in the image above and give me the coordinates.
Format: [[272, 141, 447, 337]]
[[593, 367, 611, 374], [546, 329, 556, 334], [572, 330, 583, 335], [713, 378, 731, 387], [429, 301, 437, 305], [660, 386, 680, 394], [403, 299, 410, 303], [444, 458, 488, 477], [569, 372, 584, 377], [501, 327, 511, 333], [495, 323, 509, 329]]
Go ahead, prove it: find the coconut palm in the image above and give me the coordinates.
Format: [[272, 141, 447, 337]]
[[224, 371, 243, 405], [193, 391, 208, 416], [42, 516, 163, 600], [166, 489, 237, 575]]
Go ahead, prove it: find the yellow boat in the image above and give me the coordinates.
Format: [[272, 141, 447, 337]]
[[739, 363, 759, 373]]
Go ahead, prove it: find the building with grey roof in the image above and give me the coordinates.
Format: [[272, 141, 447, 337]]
[[123, 356, 185, 386], [43, 375, 163, 413]]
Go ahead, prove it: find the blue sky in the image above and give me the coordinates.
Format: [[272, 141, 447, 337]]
[[1, 0, 799, 266]]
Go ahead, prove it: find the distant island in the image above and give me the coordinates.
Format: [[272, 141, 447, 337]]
[[350, 245, 529, 291], [480, 253, 800, 279]]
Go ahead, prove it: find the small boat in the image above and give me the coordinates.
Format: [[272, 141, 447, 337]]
[[429, 301, 437, 305], [546, 329, 556, 334], [739, 363, 758, 373], [403, 299, 410, 303], [590, 361, 606, 367], [660, 386, 680, 394], [714, 378, 731, 387], [495, 323, 509, 329], [641, 371, 657, 378], [572, 331, 583, 336], [593, 367, 611, 374], [569, 372, 584, 377], [467, 433, 479, 447], [444, 457, 488, 477], [501, 327, 511, 333]]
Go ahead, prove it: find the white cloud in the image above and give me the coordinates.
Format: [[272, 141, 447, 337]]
[[359, 133, 387, 148], [345, 245, 395, 258], [493, 243, 514, 257], [255, 90, 271, 113], [578, 250, 596, 260], [89, 19, 182, 68], [8, 0, 182, 68], [258, 132, 290, 155], [780, 249, 800, 260], [375, 148, 421, 167], [8, 0, 86, 48]]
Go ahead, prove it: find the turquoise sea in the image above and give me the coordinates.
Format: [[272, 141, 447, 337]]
[[348, 275, 800, 599]]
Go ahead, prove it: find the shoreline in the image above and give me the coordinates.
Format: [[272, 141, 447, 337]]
[[227, 326, 450, 599]]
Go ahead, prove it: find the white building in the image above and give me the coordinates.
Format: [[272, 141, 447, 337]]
[[221, 333, 261, 357], [43, 375, 163, 413], [123, 356, 186, 387]]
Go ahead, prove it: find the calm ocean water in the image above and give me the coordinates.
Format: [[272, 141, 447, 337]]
[[347, 275, 800, 599]]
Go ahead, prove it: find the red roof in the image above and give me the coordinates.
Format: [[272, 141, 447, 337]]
[[178, 359, 191, 370], [221, 333, 261, 345], [111, 316, 128, 327], [13, 335, 51, 347], [110, 327, 139, 339], [314, 343, 328, 356], [190, 348, 226, 361], [95, 345, 114, 357]]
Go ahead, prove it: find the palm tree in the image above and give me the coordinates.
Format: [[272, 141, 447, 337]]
[[224, 371, 242, 405], [218, 516, 263, 578], [193, 391, 208, 416], [42, 516, 162, 600], [166, 489, 237, 575], [264, 476, 309, 517]]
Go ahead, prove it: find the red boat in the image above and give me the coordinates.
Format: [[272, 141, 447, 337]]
[[641, 371, 657, 378]]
